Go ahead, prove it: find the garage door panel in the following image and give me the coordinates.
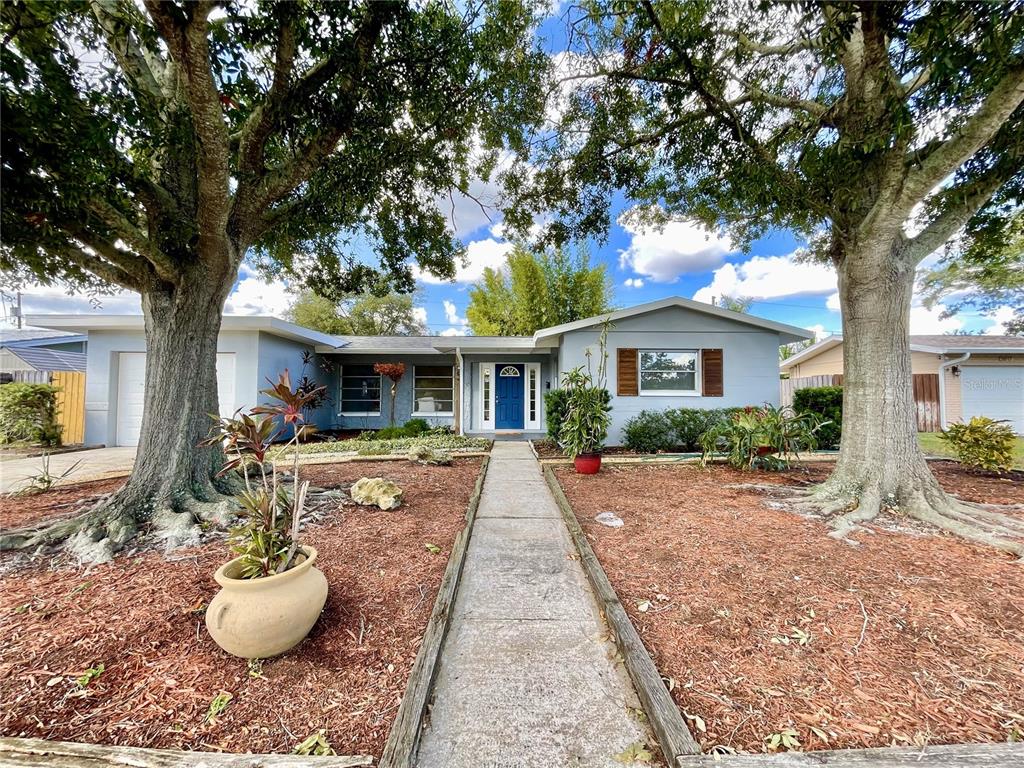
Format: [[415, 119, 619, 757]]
[[961, 366, 1024, 434], [116, 352, 237, 447]]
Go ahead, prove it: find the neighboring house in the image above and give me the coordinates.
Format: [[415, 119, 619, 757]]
[[781, 334, 1024, 433], [0, 329, 88, 377], [27, 297, 812, 447]]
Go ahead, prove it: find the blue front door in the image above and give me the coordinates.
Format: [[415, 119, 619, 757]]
[[495, 364, 525, 429]]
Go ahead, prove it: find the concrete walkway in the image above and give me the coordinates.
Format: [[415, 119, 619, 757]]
[[415, 441, 656, 767], [0, 447, 135, 493]]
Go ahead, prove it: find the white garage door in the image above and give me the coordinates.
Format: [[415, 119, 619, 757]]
[[116, 352, 237, 446], [961, 366, 1024, 435]]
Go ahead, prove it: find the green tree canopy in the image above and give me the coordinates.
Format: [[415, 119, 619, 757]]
[[920, 210, 1024, 335], [503, 1, 1024, 555], [0, 0, 547, 558], [287, 291, 426, 336], [466, 246, 612, 335]]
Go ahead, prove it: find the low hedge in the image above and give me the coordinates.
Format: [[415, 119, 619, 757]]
[[622, 406, 746, 453], [792, 386, 842, 449], [0, 383, 62, 446]]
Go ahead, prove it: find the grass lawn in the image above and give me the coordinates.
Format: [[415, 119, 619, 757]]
[[918, 431, 1024, 468]]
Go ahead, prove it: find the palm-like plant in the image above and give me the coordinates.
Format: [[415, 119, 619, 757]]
[[203, 371, 324, 578], [699, 405, 824, 470], [557, 367, 612, 460]]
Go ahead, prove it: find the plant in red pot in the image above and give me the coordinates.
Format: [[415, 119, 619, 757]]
[[558, 367, 612, 474]]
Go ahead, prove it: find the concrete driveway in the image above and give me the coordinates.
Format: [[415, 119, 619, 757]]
[[0, 447, 136, 494]]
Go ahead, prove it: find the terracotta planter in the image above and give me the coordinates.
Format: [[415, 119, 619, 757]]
[[206, 546, 328, 659], [574, 453, 602, 474], [756, 445, 774, 456]]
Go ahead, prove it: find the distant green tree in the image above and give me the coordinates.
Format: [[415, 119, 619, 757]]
[[921, 210, 1024, 335], [716, 295, 752, 313], [467, 247, 612, 335], [288, 291, 426, 336]]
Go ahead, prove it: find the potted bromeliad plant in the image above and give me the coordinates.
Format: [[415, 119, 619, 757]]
[[202, 372, 328, 659]]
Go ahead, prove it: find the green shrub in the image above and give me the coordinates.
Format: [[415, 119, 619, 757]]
[[0, 383, 61, 446], [402, 418, 430, 436], [374, 425, 408, 440], [699, 405, 822, 470], [622, 411, 675, 452], [938, 417, 1016, 473], [545, 387, 611, 442], [667, 407, 745, 450], [793, 386, 842, 449], [556, 368, 612, 459]]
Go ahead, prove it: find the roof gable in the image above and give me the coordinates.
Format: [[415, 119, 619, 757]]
[[533, 296, 814, 345]]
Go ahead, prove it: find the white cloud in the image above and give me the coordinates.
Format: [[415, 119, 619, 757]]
[[223, 263, 293, 316], [623, 278, 645, 288], [443, 300, 466, 326], [412, 306, 428, 326], [417, 237, 513, 284], [439, 326, 467, 337], [619, 214, 735, 283], [826, 292, 841, 312], [804, 323, 828, 341], [909, 303, 962, 334], [981, 305, 1016, 335], [692, 253, 836, 304]]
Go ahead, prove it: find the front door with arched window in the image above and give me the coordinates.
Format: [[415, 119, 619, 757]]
[[495, 364, 525, 429]]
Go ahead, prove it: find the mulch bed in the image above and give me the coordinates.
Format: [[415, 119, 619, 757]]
[[0, 458, 482, 759], [531, 439, 658, 459], [554, 460, 1024, 754], [0, 478, 126, 530]]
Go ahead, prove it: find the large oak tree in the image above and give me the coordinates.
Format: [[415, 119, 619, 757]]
[[506, 1, 1024, 554], [0, 0, 545, 557]]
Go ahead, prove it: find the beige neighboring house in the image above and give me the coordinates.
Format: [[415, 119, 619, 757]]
[[780, 335, 1024, 434]]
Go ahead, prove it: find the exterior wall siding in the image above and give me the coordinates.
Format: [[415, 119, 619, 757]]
[[325, 353, 457, 431], [557, 305, 783, 445], [256, 332, 335, 429], [81, 329, 259, 446], [790, 346, 943, 377]]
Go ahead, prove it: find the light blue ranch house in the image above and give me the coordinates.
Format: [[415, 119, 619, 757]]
[[28, 297, 811, 446]]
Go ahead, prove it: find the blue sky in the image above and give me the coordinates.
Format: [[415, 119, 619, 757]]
[[0, 7, 1012, 338]]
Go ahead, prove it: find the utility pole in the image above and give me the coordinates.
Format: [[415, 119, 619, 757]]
[[13, 292, 23, 329]]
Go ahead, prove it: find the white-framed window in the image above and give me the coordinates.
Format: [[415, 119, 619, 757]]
[[526, 362, 542, 431], [639, 350, 699, 395], [499, 365, 521, 377], [413, 364, 454, 414], [340, 364, 381, 415], [481, 364, 493, 428]]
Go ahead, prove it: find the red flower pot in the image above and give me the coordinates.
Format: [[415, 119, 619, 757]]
[[574, 453, 602, 474], [756, 445, 774, 456]]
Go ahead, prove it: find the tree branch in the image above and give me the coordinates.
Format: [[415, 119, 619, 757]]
[[85, 198, 179, 282], [905, 163, 1019, 265], [143, 0, 231, 254], [88, 0, 165, 105], [52, 238, 146, 293], [902, 63, 1024, 206]]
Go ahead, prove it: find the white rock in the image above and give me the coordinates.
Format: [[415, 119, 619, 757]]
[[350, 477, 403, 510], [595, 512, 624, 527]]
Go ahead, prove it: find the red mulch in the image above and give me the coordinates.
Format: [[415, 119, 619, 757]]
[[0, 478, 125, 530], [555, 460, 1024, 754], [0, 459, 481, 759]]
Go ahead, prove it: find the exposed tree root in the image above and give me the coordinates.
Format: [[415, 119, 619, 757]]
[[768, 482, 1024, 559], [0, 489, 238, 564]]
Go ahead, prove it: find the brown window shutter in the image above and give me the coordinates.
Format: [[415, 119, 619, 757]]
[[617, 348, 638, 396], [702, 349, 723, 396]]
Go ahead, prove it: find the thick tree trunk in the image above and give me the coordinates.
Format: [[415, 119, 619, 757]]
[[809, 238, 1024, 557], [1, 257, 242, 561]]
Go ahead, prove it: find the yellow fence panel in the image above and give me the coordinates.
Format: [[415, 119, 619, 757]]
[[52, 371, 86, 445]]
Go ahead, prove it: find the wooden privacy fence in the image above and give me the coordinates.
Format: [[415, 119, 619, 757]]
[[781, 373, 941, 432], [7, 370, 86, 444]]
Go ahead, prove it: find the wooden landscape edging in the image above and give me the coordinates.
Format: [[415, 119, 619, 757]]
[[673, 741, 1024, 767], [377, 455, 491, 768], [0, 737, 372, 767], [542, 464, 702, 765]]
